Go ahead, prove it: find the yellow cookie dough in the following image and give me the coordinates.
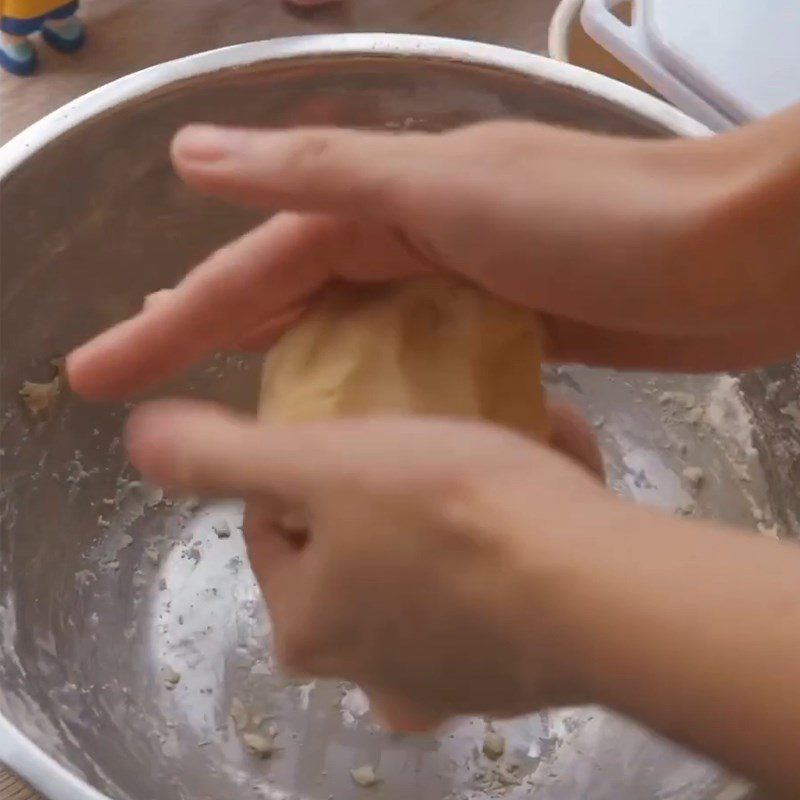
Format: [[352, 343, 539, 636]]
[[259, 277, 548, 440]]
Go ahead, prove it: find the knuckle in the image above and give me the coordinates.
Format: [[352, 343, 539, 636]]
[[283, 134, 334, 176], [203, 240, 240, 277], [282, 132, 401, 211]]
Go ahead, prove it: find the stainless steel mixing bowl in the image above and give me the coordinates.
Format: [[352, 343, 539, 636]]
[[1, 33, 797, 800]]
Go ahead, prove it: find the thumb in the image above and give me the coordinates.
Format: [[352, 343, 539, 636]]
[[171, 125, 432, 216]]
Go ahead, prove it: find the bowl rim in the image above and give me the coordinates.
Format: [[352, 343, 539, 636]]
[[0, 32, 708, 183], [0, 32, 709, 800]]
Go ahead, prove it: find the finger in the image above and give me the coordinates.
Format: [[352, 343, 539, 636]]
[[69, 213, 432, 401], [143, 288, 301, 352], [124, 399, 323, 498], [124, 403, 537, 501], [68, 213, 342, 400], [144, 291, 301, 352], [125, 403, 582, 514], [137, 273, 790, 374], [172, 125, 432, 216], [546, 400, 605, 480], [125, 401, 431, 500]]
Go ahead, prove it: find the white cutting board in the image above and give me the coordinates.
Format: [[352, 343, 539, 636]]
[[581, 0, 800, 128], [645, 0, 800, 122]]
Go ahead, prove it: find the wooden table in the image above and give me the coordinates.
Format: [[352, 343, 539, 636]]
[[1, 768, 40, 800], [0, 0, 558, 145]]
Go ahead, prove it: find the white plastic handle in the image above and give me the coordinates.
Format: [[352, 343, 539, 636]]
[[581, 0, 649, 65], [580, 0, 733, 130], [548, 0, 584, 62]]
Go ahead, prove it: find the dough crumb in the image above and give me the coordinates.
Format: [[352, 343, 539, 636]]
[[350, 765, 380, 788], [765, 381, 781, 401], [230, 697, 249, 731], [75, 569, 96, 586], [142, 484, 165, 508], [19, 377, 61, 416], [243, 732, 276, 758], [659, 391, 696, 408], [781, 401, 800, 426], [682, 466, 705, 490], [757, 522, 780, 539], [659, 391, 705, 426], [251, 712, 273, 728], [482, 730, 506, 761], [161, 665, 181, 689], [214, 521, 232, 539], [676, 501, 696, 517], [683, 406, 704, 425]]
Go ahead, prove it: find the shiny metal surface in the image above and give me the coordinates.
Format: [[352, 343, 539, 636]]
[[0, 34, 797, 800]]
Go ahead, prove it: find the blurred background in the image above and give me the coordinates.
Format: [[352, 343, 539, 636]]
[[0, 0, 563, 143]]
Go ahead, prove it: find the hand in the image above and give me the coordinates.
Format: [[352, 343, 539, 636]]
[[123, 404, 800, 793], [125, 401, 612, 728], [67, 116, 800, 400]]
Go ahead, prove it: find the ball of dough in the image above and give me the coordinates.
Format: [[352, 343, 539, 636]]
[[259, 277, 548, 440]]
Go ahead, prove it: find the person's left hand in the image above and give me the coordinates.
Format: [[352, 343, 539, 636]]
[[68, 120, 798, 403], [126, 401, 609, 731]]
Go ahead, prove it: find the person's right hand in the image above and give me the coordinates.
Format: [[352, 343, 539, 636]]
[[124, 403, 612, 729], [124, 399, 800, 799], [68, 114, 800, 400]]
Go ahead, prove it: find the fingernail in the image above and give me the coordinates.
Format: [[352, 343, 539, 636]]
[[174, 125, 242, 162]]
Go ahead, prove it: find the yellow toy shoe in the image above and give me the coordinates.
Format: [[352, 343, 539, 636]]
[[0, 0, 84, 75]]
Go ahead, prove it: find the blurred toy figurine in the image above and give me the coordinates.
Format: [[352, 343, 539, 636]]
[[0, 0, 85, 76]]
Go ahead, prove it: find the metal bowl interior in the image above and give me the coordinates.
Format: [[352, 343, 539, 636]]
[[1, 34, 797, 800]]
